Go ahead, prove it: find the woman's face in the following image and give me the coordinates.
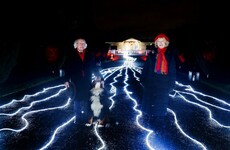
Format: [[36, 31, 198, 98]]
[[156, 38, 167, 49]]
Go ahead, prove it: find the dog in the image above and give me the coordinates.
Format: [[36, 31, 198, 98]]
[[86, 78, 110, 127]]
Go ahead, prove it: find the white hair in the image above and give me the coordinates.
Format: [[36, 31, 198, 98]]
[[154, 38, 170, 48], [73, 38, 87, 49]]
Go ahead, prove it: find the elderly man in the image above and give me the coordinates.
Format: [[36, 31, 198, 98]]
[[64, 38, 103, 125]]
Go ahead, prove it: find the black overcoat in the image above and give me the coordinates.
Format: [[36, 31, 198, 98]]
[[140, 46, 177, 116], [64, 49, 101, 103]]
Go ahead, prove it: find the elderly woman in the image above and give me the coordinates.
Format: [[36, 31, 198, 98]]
[[140, 33, 177, 129]]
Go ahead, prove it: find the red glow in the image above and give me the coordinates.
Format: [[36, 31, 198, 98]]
[[178, 54, 185, 63], [45, 46, 59, 63], [203, 51, 215, 62], [140, 56, 147, 61]]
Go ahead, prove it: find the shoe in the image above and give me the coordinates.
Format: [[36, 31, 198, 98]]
[[98, 119, 105, 125], [105, 123, 111, 128], [73, 116, 82, 124], [97, 124, 104, 128], [85, 123, 92, 127], [84, 117, 93, 127], [74, 117, 76, 124], [74, 117, 86, 125], [97, 119, 105, 128]]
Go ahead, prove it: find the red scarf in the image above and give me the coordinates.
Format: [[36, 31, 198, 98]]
[[78, 51, 85, 61], [78, 51, 85, 77], [155, 48, 168, 75]]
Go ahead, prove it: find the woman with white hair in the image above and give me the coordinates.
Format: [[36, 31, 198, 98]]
[[140, 33, 178, 130]]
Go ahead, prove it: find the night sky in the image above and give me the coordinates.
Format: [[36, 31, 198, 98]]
[[1, 1, 228, 41]]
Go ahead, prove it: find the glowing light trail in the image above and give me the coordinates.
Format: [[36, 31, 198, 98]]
[[0, 84, 64, 108], [176, 81, 230, 107], [0, 87, 67, 116], [123, 66, 155, 150], [94, 122, 106, 150], [174, 91, 230, 128], [167, 108, 207, 150], [0, 97, 71, 132], [1, 60, 229, 150], [39, 115, 75, 150]]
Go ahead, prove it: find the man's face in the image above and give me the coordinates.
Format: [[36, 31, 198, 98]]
[[76, 39, 86, 52]]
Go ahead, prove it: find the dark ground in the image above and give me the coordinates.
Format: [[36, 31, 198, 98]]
[[0, 59, 230, 150]]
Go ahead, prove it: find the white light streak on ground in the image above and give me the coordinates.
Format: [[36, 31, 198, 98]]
[[174, 91, 230, 128], [39, 114, 75, 150], [0, 97, 71, 132], [123, 66, 155, 150], [1, 62, 229, 150], [0, 87, 67, 116], [94, 122, 106, 150], [167, 108, 207, 150], [0, 84, 64, 108]]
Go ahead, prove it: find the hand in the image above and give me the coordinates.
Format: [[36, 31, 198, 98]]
[[95, 76, 101, 81], [100, 80, 104, 88], [65, 82, 70, 88], [140, 82, 144, 87]]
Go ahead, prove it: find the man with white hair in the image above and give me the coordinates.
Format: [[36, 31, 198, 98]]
[[63, 38, 103, 125]]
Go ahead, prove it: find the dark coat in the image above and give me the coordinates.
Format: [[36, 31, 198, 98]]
[[140, 45, 177, 116], [141, 46, 177, 88], [63, 49, 102, 102]]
